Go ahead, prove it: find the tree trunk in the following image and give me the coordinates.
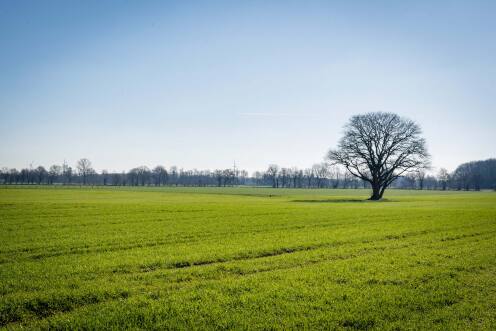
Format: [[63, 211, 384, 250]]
[[369, 183, 381, 200], [379, 185, 387, 199]]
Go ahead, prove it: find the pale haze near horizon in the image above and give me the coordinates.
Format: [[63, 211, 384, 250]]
[[1, 1, 495, 174]]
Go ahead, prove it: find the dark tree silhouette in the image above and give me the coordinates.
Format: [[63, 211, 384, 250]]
[[328, 112, 430, 200], [76, 158, 93, 185], [152, 166, 168, 186], [266, 164, 279, 188]]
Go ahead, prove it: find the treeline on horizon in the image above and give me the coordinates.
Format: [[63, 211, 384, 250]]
[[1, 158, 495, 191]]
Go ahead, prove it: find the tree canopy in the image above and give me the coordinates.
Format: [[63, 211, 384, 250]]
[[328, 112, 430, 200]]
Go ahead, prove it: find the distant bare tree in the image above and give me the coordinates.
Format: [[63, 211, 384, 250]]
[[328, 112, 430, 200], [136, 166, 151, 186], [222, 169, 234, 186], [452, 164, 470, 190], [404, 173, 417, 189], [101, 170, 109, 185], [437, 168, 449, 190], [48, 165, 62, 184], [110, 172, 122, 186], [168, 166, 178, 186], [416, 170, 426, 190], [328, 166, 341, 188], [19, 168, 30, 184], [290, 167, 299, 188], [303, 168, 314, 188], [296, 169, 304, 188], [313, 163, 329, 188], [239, 170, 248, 185], [62, 162, 73, 184], [76, 158, 93, 185], [423, 175, 438, 190], [9, 168, 19, 184], [35, 166, 47, 184], [0, 167, 7, 184], [1, 167, 17, 184], [153, 166, 168, 186], [280, 168, 290, 188], [342, 171, 353, 189], [253, 171, 263, 186], [266, 165, 279, 188], [214, 170, 223, 187]]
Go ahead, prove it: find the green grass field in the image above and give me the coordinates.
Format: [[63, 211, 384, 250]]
[[1, 187, 495, 330]]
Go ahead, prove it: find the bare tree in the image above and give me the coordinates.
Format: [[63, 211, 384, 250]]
[[437, 168, 449, 190], [290, 167, 299, 188], [0, 167, 7, 184], [253, 171, 263, 186], [153, 166, 168, 186], [280, 168, 290, 188], [222, 169, 234, 186], [214, 170, 223, 187], [266, 165, 279, 188], [328, 165, 341, 188], [111, 172, 122, 186], [35, 166, 47, 184], [101, 170, 109, 185], [20, 168, 30, 184], [136, 166, 151, 186], [48, 165, 62, 184], [10, 168, 19, 184], [313, 163, 330, 188], [239, 170, 248, 185], [304, 168, 314, 188], [328, 112, 430, 200], [62, 162, 73, 184], [416, 170, 426, 190], [76, 158, 93, 185], [404, 173, 417, 189], [1, 168, 18, 184], [342, 171, 353, 189]]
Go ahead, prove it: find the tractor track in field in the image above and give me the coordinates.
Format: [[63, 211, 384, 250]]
[[2, 216, 490, 264], [165, 230, 496, 283], [124, 227, 496, 275], [3, 229, 494, 328], [0, 221, 492, 268], [0, 222, 444, 267]]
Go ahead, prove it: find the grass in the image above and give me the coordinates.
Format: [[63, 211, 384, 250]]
[[0, 186, 495, 330]]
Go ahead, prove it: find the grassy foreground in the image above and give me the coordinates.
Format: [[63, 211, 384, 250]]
[[0, 187, 495, 330]]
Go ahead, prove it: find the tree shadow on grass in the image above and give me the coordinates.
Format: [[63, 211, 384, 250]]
[[292, 198, 395, 203]]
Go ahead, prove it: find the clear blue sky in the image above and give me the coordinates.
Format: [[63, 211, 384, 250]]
[[1, 0, 495, 173]]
